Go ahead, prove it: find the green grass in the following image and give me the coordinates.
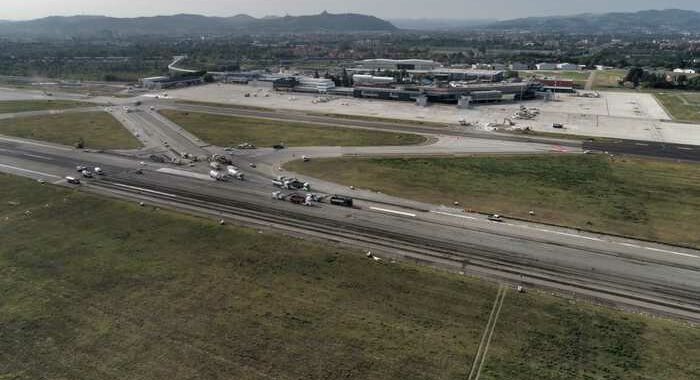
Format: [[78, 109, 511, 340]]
[[0, 111, 141, 149], [592, 69, 628, 89], [655, 92, 700, 122], [0, 100, 92, 113], [286, 155, 700, 247], [0, 173, 495, 379], [481, 291, 700, 380], [0, 172, 698, 379], [160, 110, 427, 147]]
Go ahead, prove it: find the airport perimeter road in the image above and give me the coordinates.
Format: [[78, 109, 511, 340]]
[[1, 139, 699, 321]]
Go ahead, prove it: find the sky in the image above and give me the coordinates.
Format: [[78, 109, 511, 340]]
[[2, 0, 700, 21]]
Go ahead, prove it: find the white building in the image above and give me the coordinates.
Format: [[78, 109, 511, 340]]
[[352, 74, 396, 86], [556, 63, 582, 70], [535, 63, 558, 70], [509, 62, 530, 71], [295, 77, 336, 93], [355, 59, 442, 71], [673, 68, 697, 74]]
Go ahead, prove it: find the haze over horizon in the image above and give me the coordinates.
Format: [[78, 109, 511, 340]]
[[3, 0, 700, 21]]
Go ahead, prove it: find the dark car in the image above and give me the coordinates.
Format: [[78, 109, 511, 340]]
[[273, 144, 285, 150]]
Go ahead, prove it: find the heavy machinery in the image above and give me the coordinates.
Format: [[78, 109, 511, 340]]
[[272, 176, 310, 191], [209, 170, 226, 181], [227, 166, 245, 180], [210, 154, 232, 165]]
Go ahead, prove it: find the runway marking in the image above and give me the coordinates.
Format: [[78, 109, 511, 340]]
[[641, 246, 699, 259], [431, 210, 478, 220], [0, 136, 72, 151], [0, 163, 61, 178], [22, 153, 52, 160], [110, 183, 177, 198], [369, 206, 416, 218], [677, 147, 693, 151], [157, 167, 213, 181]]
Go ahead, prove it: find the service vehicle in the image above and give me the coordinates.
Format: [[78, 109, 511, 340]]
[[488, 214, 504, 222], [65, 176, 81, 185]]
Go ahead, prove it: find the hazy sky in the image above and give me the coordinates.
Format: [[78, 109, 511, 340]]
[[3, 0, 700, 20]]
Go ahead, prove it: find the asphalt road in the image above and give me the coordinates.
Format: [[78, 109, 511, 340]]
[[1, 137, 699, 321], [584, 138, 700, 162]]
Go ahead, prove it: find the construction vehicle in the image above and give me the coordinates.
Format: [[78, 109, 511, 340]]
[[227, 166, 245, 180], [272, 176, 310, 191], [237, 142, 256, 149], [210, 154, 232, 165], [209, 170, 226, 181]]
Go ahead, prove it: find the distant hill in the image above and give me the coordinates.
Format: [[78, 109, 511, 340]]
[[390, 18, 496, 31], [0, 12, 397, 38], [486, 9, 700, 33]]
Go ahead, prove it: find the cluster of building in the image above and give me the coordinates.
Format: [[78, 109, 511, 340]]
[[139, 57, 593, 107]]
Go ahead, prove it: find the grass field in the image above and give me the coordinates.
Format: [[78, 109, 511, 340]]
[[0, 111, 141, 149], [0, 100, 92, 113], [481, 291, 700, 380], [160, 110, 426, 147], [655, 92, 700, 122], [1, 173, 698, 379], [592, 69, 628, 89], [286, 155, 700, 248]]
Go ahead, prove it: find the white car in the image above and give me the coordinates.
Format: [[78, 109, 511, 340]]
[[65, 176, 81, 185], [94, 167, 104, 175]]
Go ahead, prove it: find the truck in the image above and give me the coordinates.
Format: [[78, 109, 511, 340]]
[[330, 195, 354, 208], [227, 166, 245, 180], [209, 170, 226, 181], [272, 176, 309, 191]]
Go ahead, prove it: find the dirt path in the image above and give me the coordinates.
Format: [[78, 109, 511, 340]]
[[468, 285, 507, 380]]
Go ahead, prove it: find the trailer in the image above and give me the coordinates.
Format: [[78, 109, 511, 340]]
[[330, 195, 354, 208]]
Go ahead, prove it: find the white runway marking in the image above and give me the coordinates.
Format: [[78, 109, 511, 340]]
[[157, 167, 213, 181], [22, 153, 52, 160], [110, 183, 178, 198], [369, 206, 416, 217], [0, 163, 61, 178], [0, 136, 72, 151], [432, 209, 699, 260], [431, 210, 478, 220]]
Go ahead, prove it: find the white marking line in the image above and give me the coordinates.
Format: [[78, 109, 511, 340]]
[[110, 183, 177, 198], [157, 167, 213, 181], [369, 206, 416, 218], [677, 147, 693, 151], [0, 136, 72, 151], [431, 210, 478, 220], [23, 153, 52, 160], [432, 209, 700, 260], [0, 163, 60, 178]]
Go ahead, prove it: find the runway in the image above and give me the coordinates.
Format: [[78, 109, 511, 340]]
[[1, 138, 698, 321]]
